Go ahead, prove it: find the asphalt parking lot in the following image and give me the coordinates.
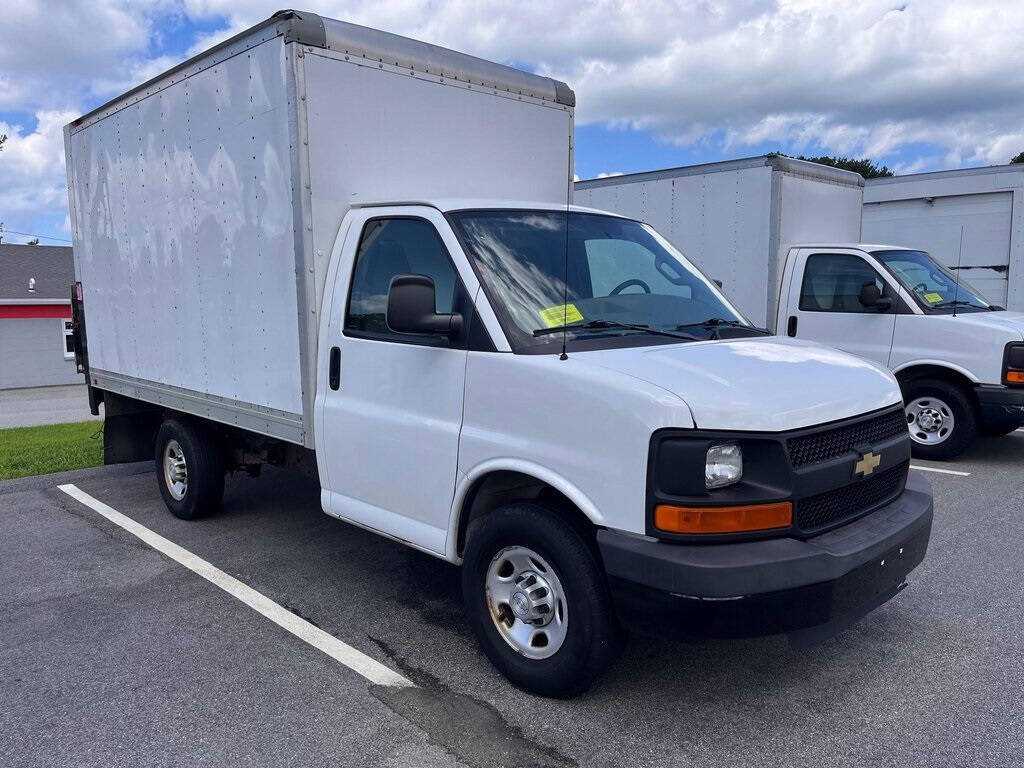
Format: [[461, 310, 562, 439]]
[[2, 434, 1023, 768]]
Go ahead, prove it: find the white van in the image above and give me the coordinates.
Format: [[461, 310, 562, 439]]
[[65, 11, 934, 696], [777, 244, 1024, 458]]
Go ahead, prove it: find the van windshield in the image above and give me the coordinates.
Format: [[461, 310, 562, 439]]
[[449, 210, 754, 351], [872, 249, 996, 313]]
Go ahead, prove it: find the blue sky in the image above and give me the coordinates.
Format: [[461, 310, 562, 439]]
[[1, 1, 1022, 246]]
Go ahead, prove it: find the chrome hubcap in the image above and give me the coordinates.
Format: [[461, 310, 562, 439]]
[[485, 546, 567, 659], [906, 397, 955, 445], [163, 439, 188, 501]]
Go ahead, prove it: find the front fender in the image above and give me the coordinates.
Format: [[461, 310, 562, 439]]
[[892, 359, 980, 384], [445, 458, 605, 562]]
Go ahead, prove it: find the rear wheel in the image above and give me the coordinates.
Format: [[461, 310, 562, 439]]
[[154, 418, 224, 519], [461, 503, 624, 698], [902, 378, 977, 460]]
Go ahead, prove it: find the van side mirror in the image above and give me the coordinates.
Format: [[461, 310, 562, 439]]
[[859, 282, 892, 311], [386, 274, 463, 337]]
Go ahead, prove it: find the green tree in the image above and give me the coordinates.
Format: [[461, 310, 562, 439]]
[[1011, 151, 1024, 164], [796, 154, 895, 178], [26, 237, 40, 245]]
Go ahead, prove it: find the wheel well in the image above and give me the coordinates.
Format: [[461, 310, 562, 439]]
[[895, 364, 977, 405], [896, 365, 981, 423], [455, 471, 595, 558]]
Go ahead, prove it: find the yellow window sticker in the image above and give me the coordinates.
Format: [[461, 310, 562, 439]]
[[538, 303, 583, 328], [923, 292, 943, 304]]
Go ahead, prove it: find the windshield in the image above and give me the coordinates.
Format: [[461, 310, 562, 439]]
[[449, 210, 750, 351], [872, 249, 996, 313]]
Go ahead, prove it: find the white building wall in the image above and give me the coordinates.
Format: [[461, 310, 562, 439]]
[[0, 318, 81, 389], [864, 165, 1024, 310]]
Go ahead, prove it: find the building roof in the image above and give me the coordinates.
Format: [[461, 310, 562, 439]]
[[865, 162, 1024, 186], [0, 244, 74, 301]]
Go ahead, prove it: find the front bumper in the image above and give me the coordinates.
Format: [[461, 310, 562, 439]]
[[597, 471, 933, 638], [976, 384, 1024, 429]]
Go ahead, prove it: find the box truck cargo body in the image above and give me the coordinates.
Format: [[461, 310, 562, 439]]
[[574, 156, 864, 326], [863, 164, 1024, 311], [65, 10, 574, 448]]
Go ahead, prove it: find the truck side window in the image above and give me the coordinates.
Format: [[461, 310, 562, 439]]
[[346, 218, 458, 339], [800, 253, 886, 313]]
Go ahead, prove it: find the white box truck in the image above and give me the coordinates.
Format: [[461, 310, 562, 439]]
[[574, 156, 866, 326], [65, 11, 933, 696], [578, 159, 1024, 458]]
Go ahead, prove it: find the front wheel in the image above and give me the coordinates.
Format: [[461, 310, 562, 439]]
[[903, 378, 977, 460], [461, 503, 623, 698]]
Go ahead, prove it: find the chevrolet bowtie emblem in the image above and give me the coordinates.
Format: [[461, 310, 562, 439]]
[[854, 451, 881, 477]]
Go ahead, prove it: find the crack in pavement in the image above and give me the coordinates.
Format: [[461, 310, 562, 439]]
[[368, 636, 577, 768]]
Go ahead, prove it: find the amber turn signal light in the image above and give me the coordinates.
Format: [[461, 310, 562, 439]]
[[1006, 370, 1024, 384], [654, 501, 793, 534]]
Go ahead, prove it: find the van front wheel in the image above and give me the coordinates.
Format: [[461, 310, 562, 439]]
[[461, 503, 623, 698], [903, 378, 976, 460]]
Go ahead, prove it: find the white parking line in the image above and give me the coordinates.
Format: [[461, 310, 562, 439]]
[[910, 465, 971, 477], [57, 483, 413, 688]]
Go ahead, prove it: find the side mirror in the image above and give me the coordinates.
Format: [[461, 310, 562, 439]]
[[859, 282, 892, 311], [386, 274, 463, 337]]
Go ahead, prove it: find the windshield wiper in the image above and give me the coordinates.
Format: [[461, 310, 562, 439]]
[[533, 319, 699, 341], [931, 299, 984, 310], [675, 318, 771, 335]]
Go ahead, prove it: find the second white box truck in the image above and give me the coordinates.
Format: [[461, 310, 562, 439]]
[[65, 11, 933, 696], [578, 159, 1024, 458], [575, 155, 866, 326]]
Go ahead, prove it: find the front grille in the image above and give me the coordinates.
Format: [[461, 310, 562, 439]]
[[787, 408, 907, 468], [796, 461, 909, 533]]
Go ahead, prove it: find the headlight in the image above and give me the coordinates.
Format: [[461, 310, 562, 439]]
[[706, 443, 742, 489]]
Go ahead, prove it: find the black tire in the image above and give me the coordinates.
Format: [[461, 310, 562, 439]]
[[902, 378, 977, 460], [461, 503, 624, 698], [154, 417, 224, 520]]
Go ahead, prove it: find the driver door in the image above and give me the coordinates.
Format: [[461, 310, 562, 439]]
[[315, 207, 474, 555], [784, 249, 898, 366]]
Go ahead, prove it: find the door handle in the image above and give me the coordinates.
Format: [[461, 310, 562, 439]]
[[787, 316, 798, 337], [329, 346, 341, 390]]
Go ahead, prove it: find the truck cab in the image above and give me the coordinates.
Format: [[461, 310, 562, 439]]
[[778, 244, 1024, 458]]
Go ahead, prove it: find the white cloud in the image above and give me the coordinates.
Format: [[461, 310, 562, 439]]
[[596, 172, 625, 179], [2, 0, 1024, 240], [169, 0, 1024, 166], [0, 111, 76, 218], [0, 0, 174, 111]]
